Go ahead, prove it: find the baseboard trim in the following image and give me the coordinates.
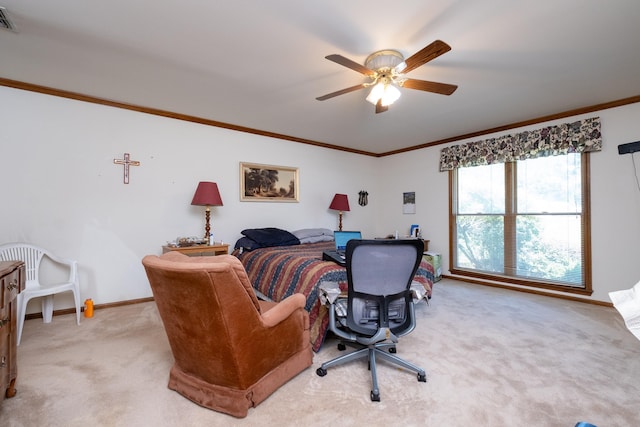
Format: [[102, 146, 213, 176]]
[[24, 297, 155, 321], [442, 274, 613, 307]]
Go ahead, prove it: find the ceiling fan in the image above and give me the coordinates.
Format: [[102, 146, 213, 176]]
[[316, 40, 457, 113]]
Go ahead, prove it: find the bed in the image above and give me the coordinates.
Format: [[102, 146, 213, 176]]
[[233, 233, 434, 352]]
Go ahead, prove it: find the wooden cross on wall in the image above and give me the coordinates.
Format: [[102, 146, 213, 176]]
[[113, 153, 140, 184]]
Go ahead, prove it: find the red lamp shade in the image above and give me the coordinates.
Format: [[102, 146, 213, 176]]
[[191, 182, 223, 206], [329, 193, 350, 231], [329, 194, 350, 212], [191, 182, 223, 241]]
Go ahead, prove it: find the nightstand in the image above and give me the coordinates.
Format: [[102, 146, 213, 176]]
[[162, 243, 229, 257]]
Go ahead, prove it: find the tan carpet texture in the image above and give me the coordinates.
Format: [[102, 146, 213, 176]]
[[2, 279, 639, 426]]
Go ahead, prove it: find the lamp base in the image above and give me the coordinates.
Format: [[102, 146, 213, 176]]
[[203, 207, 211, 240]]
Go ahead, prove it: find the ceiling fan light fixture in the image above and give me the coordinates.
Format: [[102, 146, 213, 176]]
[[364, 50, 404, 71], [363, 50, 406, 108], [316, 40, 456, 113], [366, 82, 401, 107], [365, 82, 384, 105], [381, 84, 401, 106]]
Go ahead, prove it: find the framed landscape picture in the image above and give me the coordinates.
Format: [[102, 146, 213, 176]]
[[240, 162, 299, 202]]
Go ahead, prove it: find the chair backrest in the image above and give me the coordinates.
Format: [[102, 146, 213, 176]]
[[155, 251, 262, 312], [345, 239, 423, 337], [0, 243, 47, 289]]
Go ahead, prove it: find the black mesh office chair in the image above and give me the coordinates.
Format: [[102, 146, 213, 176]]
[[316, 239, 427, 401]]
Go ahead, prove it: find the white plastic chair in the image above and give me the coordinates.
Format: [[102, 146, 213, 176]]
[[0, 242, 81, 345]]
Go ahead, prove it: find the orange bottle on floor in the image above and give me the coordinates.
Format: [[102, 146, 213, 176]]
[[84, 298, 94, 318]]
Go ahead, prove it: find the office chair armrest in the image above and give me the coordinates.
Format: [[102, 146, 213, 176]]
[[260, 293, 306, 328]]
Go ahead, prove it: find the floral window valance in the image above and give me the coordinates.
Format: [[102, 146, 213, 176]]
[[439, 116, 602, 171]]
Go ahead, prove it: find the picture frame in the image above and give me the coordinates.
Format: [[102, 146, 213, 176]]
[[403, 191, 416, 214], [240, 162, 299, 202]]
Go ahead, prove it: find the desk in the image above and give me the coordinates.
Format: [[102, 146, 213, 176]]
[[162, 243, 229, 257]]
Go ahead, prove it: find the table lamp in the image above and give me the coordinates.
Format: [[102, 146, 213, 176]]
[[191, 181, 223, 242], [329, 193, 350, 231]]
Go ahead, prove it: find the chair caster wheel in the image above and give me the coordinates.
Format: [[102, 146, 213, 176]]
[[417, 372, 427, 382], [370, 391, 380, 402], [337, 343, 346, 351], [389, 347, 396, 353], [316, 367, 327, 377]]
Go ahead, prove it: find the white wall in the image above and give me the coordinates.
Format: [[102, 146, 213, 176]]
[[2, 85, 639, 310], [0, 86, 377, 311], [379, 103, 640, 302]]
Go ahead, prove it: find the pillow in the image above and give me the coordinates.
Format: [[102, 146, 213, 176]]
[[299, 234, 334, 244], [240, 227, 300, 248], [291, 228, 334, 239], [234, 236, 263, 251]]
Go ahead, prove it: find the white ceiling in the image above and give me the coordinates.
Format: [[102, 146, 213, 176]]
[[1, 0, 639, 155]]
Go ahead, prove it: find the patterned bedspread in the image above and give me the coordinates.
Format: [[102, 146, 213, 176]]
[[233, 241, 434, 352]]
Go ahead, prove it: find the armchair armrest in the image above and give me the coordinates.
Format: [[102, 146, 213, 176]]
[[260, 293, 306, 327]]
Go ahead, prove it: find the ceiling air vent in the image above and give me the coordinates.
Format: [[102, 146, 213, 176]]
[[0, 7, 17, 32]]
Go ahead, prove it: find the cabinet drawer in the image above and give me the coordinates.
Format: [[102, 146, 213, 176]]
[[1, 270, 21, 308]]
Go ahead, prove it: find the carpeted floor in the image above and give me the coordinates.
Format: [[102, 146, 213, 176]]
[[2, 279, 639, 426]]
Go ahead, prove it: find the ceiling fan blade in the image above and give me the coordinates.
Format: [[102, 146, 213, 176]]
[[401, 40, 452, 74], [325, 54, 376, 77], [316, 84, 368, 101], [375, 99, 388, 114], [401, 78, 458, 95]]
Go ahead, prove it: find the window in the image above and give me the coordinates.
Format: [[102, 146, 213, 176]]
[[450, 153, 592, 294]]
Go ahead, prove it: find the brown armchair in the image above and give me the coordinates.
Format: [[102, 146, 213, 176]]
[[142, 251, 313, 418]]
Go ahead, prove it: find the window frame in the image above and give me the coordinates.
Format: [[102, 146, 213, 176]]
[[448, 153, 593, 295]]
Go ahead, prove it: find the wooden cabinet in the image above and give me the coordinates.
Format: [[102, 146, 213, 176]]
[[0, 261, 24, 402], [162, 243, 230, 257]]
